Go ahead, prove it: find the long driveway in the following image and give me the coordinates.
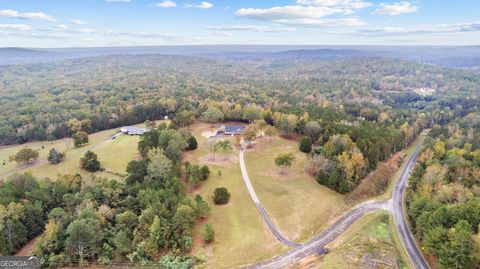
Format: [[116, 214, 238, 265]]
[[240, 137, 429, 268], [392, 138, 430, 269], [239, 146, 301, 248]]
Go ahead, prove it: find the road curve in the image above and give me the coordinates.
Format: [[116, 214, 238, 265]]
[[240, 137, 428, 268], [392, 138, 430, 269], [239, 144, 386, 267], [246, 201, 387, 269], [239, 146, 301, 248]]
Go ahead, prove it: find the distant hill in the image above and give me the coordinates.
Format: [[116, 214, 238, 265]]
[[0, 48, 63, 65], [0, 45, 479, 70], [272, 49, 375, 60]]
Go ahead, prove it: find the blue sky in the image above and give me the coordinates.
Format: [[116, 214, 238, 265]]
[[0, 0, 479, 47]]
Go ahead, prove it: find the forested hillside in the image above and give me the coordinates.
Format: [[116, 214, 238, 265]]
[[1, 54, 479, 146], [0, 123, 206, 268], [407, 114, 480, 268], [2, 54, 480, 192]]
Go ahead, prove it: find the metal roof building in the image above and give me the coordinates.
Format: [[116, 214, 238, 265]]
[[120, 126, 147, 135]]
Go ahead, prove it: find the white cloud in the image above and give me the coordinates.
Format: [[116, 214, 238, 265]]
[[103, 30, 201, 43], [195, 2, 214, 9], [276, 17, 364, 27], [52, 24, 69, 30], [77, 28, 96, 33], [296, 0, 372, 9], [373, 1, 418, 15], [236, 6, 343, 20], [41, 25, 97, 34], [71, 19, 88, 25], [358, 21, 480, 35], [235, 5, 366, 27], [234, 0, 372, 28], [0, 9, 55, 21], [156, 1, 177, 8], [206, 25, 296, 32], [0, 24, 32, 31]]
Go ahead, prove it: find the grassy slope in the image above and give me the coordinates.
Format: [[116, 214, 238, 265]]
[[324, 136, 425, 269], [0, 122, 148, 180], [317, 211, 409, 269], [245, 136, 346, 243], [184, 123, 287, 268]]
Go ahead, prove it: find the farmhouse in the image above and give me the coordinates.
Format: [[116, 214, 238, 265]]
[[120, 126, 147, 135], [217, 125, 245, 135]]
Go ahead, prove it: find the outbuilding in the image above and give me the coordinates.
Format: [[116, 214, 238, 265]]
[[120, 126, 147, 135]]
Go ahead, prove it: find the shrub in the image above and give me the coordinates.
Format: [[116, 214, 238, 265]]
[[80, 150, 101, 172], [202, 224, 215, 243], [200, 165, 210, 180], [47, 148, 65, 164], [213, 187, 230, 205], [9, 148, 39, 165], [185, 163, 210, 186], [187, 135, 198, 150], [72, 131, 89, 147], [299, 136, 312, 153]]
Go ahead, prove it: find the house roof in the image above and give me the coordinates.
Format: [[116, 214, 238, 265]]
[[224, 125, 245, 132], [121, 126, 147, 133]]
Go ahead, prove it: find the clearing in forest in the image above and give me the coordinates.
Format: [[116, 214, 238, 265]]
[[183, 122, 288, 268], [0, 122, 151, 180], [244, 136, 346, 243]]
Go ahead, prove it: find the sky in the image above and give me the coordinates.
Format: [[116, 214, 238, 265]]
[[0, 0, 479, 47]]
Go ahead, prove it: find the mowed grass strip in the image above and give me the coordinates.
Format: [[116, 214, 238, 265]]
[[184, 123, 288, 268], [244, 136, 346, 243]]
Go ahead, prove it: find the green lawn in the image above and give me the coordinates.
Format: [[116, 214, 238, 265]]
[[1, 121, 152, 180], [184, 123, 288, 268], [245, 136, 346, 243]]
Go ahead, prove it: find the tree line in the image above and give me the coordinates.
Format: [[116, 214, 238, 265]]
[[407, 117, 480, 269], [2, 55, 480, 146], [0, 123, 220, 268]]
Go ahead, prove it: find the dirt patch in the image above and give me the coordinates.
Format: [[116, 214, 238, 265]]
[[198, 154, 238, 167], [15, 234, 42, 256], [349, 150, 404, 203], [262, 169, 297, 179], [201, 130, 217, 138], [285, 254, 322, 269]]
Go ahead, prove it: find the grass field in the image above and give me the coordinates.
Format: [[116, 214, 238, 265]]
[[0, 122, 150, 180], [244, 136, 346, 243], [2, 121, 420, 268], [309, 211, 411, 269], [183, 123, 288, 268]]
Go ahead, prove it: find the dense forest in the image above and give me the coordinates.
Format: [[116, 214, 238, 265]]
[[1, 55, 479, 146], [407, 115, 480, 269], [0, 123, 210, 268]]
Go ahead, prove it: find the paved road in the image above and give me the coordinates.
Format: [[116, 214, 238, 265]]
[[239, 146, 301, 248], [240, 137, 429, 268], [245, 201, 387, 269], [392, 138, 430, 269], [239, 144, 386, 267]]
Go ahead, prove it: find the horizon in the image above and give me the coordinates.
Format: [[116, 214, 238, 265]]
[[3, 44, 480, 50], [1, 0, 480, 47]]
